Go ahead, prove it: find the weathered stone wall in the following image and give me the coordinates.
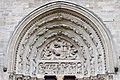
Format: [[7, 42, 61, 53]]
[[0, 0, 120, 80]]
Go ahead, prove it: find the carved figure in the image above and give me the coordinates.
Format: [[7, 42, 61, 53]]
[[41, 38, 80, 60], [77, 62, 82, 74], [38, 63, 44, 74]]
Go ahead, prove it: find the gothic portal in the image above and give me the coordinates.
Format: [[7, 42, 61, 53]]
[[7, 1, 115, 80]]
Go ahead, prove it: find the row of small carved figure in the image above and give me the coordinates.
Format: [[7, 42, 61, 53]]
[[38, 62, 88, 75]]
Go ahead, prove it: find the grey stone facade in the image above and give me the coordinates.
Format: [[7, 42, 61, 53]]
[[0, 0, 120, 80]]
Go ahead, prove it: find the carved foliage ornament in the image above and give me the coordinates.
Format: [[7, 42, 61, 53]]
[[16, 11, 105, 77], [8, 1, 114, 80]]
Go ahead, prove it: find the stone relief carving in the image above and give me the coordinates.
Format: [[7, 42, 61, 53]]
[[108, 75, 113, 80], [15, 10, 107, 80], [28, 25, 39, 36], [89, 48, 96, 75], [18, 48, 24, 73], [58, 62, 65, 74], [32, 63, 37, 75], [77, 62, 82, 74], [38, 62, 79, 75], [26, 61, 30, 74], [41, 38, 79, 60], [16, 77, 22, 80], [98, 76, 106, 80], [89, 33, 98, 47], [38, 62, 44, 74], [26, 45, 33, 61], [80, 46, 89, 76], [23, 76, 31, 80]]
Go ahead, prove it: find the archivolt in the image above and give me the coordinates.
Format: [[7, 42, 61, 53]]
[[7, 1, 115, 80]]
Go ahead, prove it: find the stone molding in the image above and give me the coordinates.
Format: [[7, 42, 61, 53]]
[[6, 1, 115, 80]]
